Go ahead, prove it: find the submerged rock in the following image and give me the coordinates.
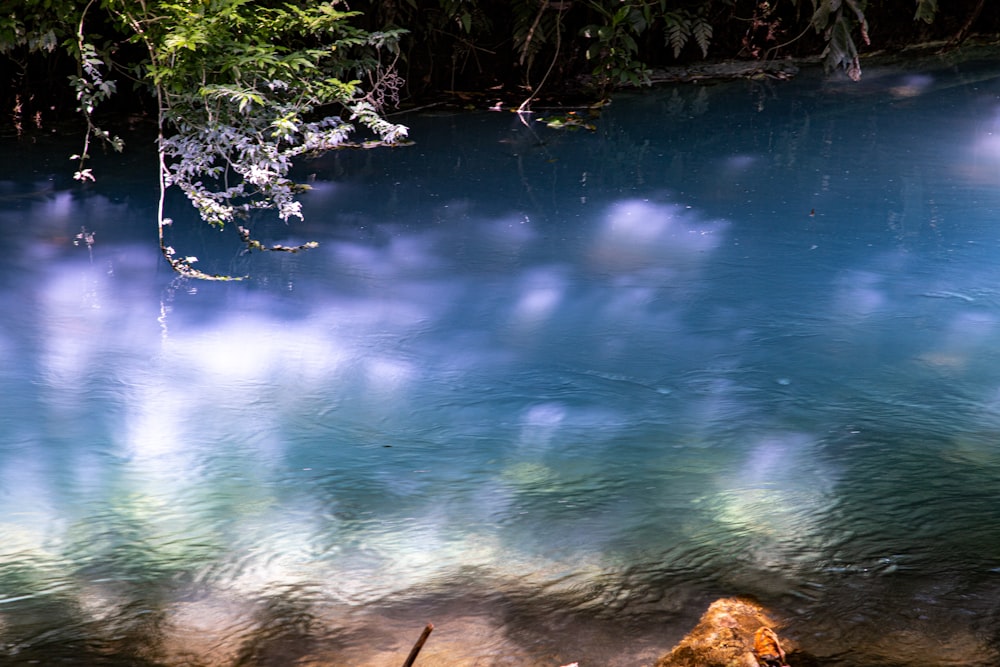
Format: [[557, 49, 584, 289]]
[[655, 597, 792, 667]]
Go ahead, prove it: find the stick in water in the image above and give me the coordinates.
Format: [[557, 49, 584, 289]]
[[402, 623, 434, 667]]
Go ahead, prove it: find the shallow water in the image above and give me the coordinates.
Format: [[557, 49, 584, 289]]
[[5, 58, 1000, 665]]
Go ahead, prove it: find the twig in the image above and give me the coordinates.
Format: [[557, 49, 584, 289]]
[[388, 100, 447, 117], [517, 4, 565, 114], [401, 623, 434, 667], [519, 1, 547, 67], [763, 22, 813, 62], [949, 0, 985, 47]]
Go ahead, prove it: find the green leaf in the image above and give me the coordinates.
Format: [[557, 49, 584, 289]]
[[692, 17, 712, 58], [811, 0, 832, 31], [621, 33, 638, 55], [665, 16, 691, 59], [914, 0, 937, 23]]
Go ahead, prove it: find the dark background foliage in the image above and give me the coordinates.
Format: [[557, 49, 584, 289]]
[[2, 0, 1000, 128]]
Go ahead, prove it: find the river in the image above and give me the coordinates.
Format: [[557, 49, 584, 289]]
[[3, 57, 1000, 666]]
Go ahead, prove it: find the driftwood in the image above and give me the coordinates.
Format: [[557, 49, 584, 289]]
[[656, 597, 791, 667]]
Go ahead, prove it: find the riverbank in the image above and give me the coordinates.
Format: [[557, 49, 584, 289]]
[[390, 36, 1000, 117]]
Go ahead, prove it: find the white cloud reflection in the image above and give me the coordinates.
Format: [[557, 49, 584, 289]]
[[8, 173, 1000, 665], [0, 190, 735, 633], [589, 198, 724, 274]]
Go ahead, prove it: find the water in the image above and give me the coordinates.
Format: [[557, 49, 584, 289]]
[[5, 58, 1000, 665]]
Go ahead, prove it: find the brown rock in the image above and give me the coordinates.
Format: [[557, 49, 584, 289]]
[[655, 597, 790, 667]]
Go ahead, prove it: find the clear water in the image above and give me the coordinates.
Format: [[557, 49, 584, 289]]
[[5, 59, 1000, 666]]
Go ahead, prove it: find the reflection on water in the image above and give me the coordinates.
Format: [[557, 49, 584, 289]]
[[6, 60, 1000, 665]]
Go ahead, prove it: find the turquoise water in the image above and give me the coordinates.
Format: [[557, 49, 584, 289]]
[[5, 59, 1000, 665]]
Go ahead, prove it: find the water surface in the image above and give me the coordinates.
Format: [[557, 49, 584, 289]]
[[4, 59, 1000, 666]]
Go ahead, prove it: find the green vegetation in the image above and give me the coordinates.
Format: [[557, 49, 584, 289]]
[[3, 0, 407, 279], [362, 0, 990, 97], [1, 0, 995, 276]]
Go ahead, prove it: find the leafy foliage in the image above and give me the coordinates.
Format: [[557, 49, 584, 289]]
[[134, 0, 407, 277], [582, 2, 649, 90], [68, 40, 124, 183], [664, 9, 712, 59], [914, 0, 938, 24], [579, 2, 718, 93], [0, 0, 67, 53], [808, 0, 870, 81], [3, 0, 408, 278], [131, 0, 407, 225]]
